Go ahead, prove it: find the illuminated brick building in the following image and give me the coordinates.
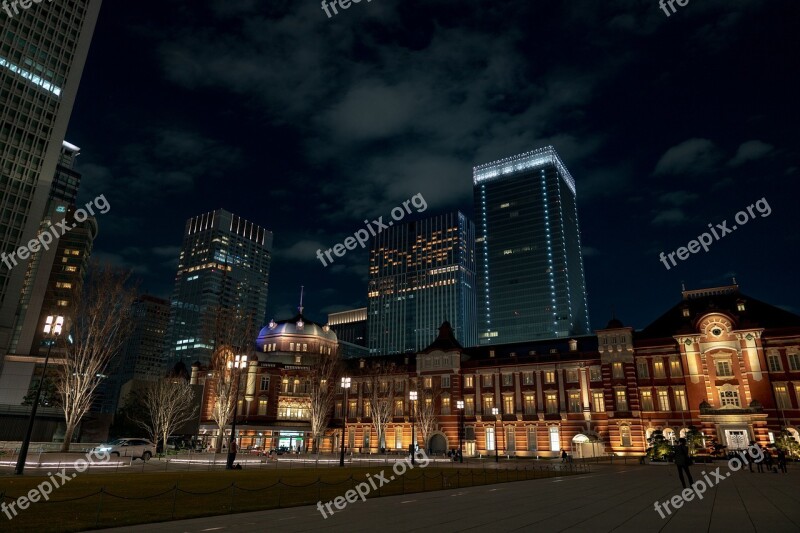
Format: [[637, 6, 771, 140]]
[[194, 283, 800, 456]]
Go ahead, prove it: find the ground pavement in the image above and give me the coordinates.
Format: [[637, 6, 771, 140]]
[[96, 462, 800, 532]]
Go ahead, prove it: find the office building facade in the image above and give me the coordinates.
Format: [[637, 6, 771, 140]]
[[368, 211, 477, 354], [474, 146, 590, 345], [0, 0, 103, 361], [166, 209, 273, 367]]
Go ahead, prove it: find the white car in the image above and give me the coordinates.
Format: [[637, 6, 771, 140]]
[[94, 438, 156, 461]]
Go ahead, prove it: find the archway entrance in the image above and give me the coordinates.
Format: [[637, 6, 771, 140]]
[[428, 433, 448, 454], [572, 433, 604, 458]]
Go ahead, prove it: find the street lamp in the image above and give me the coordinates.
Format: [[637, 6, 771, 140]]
[[409, 390, 418, 465], [491, 407, 499, 463], [456, 399, 464, 463], [15, 315, 63, 475], [340, 376, 351, 467], [226, 354, 247, 470]]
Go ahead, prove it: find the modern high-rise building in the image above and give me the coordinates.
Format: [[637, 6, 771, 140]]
[[0, 1, 103, 363], [98, 295, 170, 415], [166, 209, 273, 367], [473, 146, 590, 344], [328, 307, 369, 358], [0, 141, 97, 405], [368, 211, 477, 354]]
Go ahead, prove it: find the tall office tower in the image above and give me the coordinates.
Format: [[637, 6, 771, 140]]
[[473, 146, 590, 345], [0, 142, 97, 405], [166, 209, 273, 367], [99, 295, 170, 414], [328, 307, 369, 358], [368, 211, 477, 354], [0, 1, 103, 361]]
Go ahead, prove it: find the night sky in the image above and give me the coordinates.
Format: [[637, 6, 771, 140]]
[[65, 0, 800, 333]]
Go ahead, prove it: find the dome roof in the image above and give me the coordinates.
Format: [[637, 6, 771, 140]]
[[256, 313, 337, 348], [605, 318, 625, 329]]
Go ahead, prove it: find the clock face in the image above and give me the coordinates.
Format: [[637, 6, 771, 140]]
[[711, 327, 722, 336], [297, 319, 304, 330]]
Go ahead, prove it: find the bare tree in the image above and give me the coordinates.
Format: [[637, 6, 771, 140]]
[[136, 377, 197, 455], [308, 352, 339, 453], [55, 264, 136, 451], [205, 307, 256, 452], [414, 385, 442, 449], [364, 363, 397, 451]]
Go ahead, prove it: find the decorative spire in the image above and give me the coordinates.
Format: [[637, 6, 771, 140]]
[[298, 285, 304, 315], [681, 281, 686, 291]]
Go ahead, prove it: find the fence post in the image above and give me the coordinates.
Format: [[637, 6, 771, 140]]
[[172, 483, 178, 519], [94, 488, 104, 528]]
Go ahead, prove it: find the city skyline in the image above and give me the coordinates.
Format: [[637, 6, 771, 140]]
[[60, 0, 799, 334]]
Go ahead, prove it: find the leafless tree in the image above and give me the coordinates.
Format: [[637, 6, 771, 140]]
[[136, 377, 197, 455], [307, 352, 339, 453], [55, 264, 136, 451], [205, 307, 256, 452], [364, 363, 398, 451], [414, 385, 442, 449]]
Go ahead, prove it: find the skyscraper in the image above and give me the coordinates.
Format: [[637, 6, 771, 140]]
[[166, 209, 273, 367], [0, 141, 97, 405], [0, 1, 103, 360], [368, 211, 477, 354], [473, 146, 590, 344]]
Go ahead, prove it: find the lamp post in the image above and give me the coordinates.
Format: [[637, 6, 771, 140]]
[[456, 399, 464, 463], [340, 376, 351, 467], [491, 407, 499, 463], [409, 390, 417, 465], [226, 354, 247, 470], [15, 315, 63, 475]]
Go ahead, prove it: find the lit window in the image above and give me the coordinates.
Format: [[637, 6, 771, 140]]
[[615, 390, 628, 411], [56, 300, 69, 307], [720, 390, 740, 407], [483, 396, 495, 415], [545, 393, 558, 414], [674, 389, 687, 411], [486, 427, 496, 451], [464, 397, 474, 416], [65, 266, 77, 272], [669, 359, 682, 377], [483, 374, 493, 387], [612, 362, 624, 379], [716, 360, 733, 377], [653, 360, 666, 379], [441, 397, 450, 414], [775, 385, 791, 409], [592, 391, 605, 412], [258, 400, 267, 415], [424, 377, 433, 389], [523, 372, 534, 385], [620, 426, 632, 447], [544, 371, 555, 384], [524, 394, 535, 415], [568, 391, 581, 413], [549, 427, 560, 451], [464, 375, 474, 388], [658, 390, 670, 411], [503, 395, 514, 414], [527, 427, 537, 451], [640, 390, 654, 411], [55, 282, 72, 289]]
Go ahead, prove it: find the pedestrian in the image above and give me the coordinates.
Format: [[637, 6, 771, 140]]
[[756, 447, 765, 473], [561, 449, 568, 463], [748, 441, 756, 472], [777, 448, 788, 474], [673, 438, 694, 489], [765, 449, 776, 473]]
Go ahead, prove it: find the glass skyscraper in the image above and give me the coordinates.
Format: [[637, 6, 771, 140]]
[[473, 146, 590, 344], [166, 209, 273, 367], [0, 1, 103, 360], [368, 211, 477, 353]]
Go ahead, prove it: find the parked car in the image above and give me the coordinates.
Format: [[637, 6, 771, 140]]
[[269, 446, 290, 455], [93, 438, 156, 461]]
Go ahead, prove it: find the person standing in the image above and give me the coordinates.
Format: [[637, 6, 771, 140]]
[[561, 449, 568, 463], [777, 448, 788, 474], [674, 438, 694, 489]]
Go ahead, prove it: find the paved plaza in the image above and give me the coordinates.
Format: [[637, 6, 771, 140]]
[[97, 462, 800, 532]]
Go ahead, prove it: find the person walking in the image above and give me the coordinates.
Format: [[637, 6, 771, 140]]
[[756, 447, 765, 473], [748, 441, 756, 472], [674, 438, 694, 489], [777, 448, 788, 474], [561, 449, 568, 463]]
